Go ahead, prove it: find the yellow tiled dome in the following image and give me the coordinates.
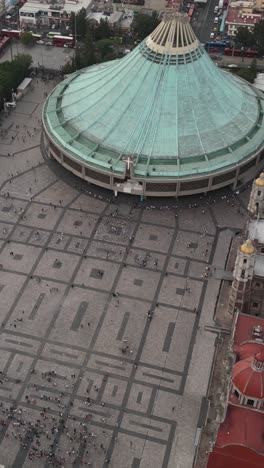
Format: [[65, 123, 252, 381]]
[[256, 173, 264, 187], [240, 239, 255, 254]]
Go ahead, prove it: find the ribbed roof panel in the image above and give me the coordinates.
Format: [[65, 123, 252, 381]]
[[43, 14, 264, 177]]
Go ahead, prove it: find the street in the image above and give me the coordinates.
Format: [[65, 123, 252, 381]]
[[191, 0, 221, 44]]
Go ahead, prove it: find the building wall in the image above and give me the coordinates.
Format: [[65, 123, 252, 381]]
[[254, 0, 264, 10], [19, 1, 92, 27], [42, 129, 264, 197], [250, 277, 264, 317]]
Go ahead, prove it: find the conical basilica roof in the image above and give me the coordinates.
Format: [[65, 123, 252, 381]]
[[44, 13, 264, 179]]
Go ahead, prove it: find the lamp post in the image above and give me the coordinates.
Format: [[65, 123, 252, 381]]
[[10, 38, 13, 61], [241, 46, 244, 63], [74, 12, 78, 71]]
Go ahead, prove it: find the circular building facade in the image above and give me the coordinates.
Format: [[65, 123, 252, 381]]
[[43, 14, 264, 197]]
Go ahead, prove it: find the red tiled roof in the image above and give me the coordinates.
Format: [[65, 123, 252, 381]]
[[216, 404, 264, 453], [234, 342, 264, 360], [226, 7, 261, 25], [233, 314, 264, 345]]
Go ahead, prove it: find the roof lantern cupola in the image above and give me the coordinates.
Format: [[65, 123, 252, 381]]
[[232, 351, 264, 408], [248, 173, 264, 218], [253, 351, 264, 371], [240, 239, 255, 255], [145, 13, 199, 56]]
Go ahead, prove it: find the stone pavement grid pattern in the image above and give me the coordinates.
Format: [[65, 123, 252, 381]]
[[0, 79, 249, 468]]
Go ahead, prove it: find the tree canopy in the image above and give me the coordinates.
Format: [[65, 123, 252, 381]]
[[20, 32, 34, 46], [235, 20, 264, 54], [233, 58, 257, 83], [235, 27, 254, 49], [0, 54, 32, 109], [253, 20, 264, 55], [94, 18, 111, 41], [70, 8, 87, 40], [131, 12, 160, 40]]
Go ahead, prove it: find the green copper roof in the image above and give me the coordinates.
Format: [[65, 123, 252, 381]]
[[44, 14, 264, 179]]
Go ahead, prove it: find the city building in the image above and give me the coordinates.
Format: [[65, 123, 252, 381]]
[[254, 73, 264, 91], [206, 312, 264, 468], [87, 11, 124, 29], [225, 6, 261, 37], [254, 0, 264, 11], [42, 13, 264, 197], [228, 173, 264, 317], [19, 0, 93, 28]]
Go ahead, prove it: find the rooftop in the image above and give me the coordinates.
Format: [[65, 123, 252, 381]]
[[232, 353, 264, 399], [87, 11, 123, 25], [226, 7, 261, 24], [19, 0, 93, 14], [44, 13, 264, 179], [233, 313, 264, 346], [215, 404, 264, 453], [248, 219, 264, 244], [234, 342, 264, 360]]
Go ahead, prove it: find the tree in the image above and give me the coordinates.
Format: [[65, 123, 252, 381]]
[[235, 27, 254, 49], [0, 54, 32, 109], [131, 11, 160, 40], [20, 32, 34, 47], [70, 8, 87, 40], [95, 38, 115, 59], [234, 59, 257, 83], [253, 19, 264, 55], [94, 18, 111, 41]]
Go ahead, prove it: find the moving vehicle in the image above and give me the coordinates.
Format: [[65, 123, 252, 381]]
[[0, 29, 20, 39], [52, 35, 75, 48], [224, 47, 257, 57], [214, 6, 218, 13], [205, 41, 226, 51], [214, 16, 219, 24], [32, 33, 42, 40], [47, 31, 61, 39]]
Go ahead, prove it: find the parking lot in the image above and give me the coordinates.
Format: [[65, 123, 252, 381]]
[[0, 42, 74, 70]]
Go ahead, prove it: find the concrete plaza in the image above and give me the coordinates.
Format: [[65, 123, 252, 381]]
[[0, 79, 249, 468]]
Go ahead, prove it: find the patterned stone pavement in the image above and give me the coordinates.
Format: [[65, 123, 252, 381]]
[[0, 78, 250, 468]]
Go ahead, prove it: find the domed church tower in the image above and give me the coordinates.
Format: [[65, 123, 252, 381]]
[[248, 173, 264, 218], [231, 350, 264, 409], [228, 240, 256, 316]]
